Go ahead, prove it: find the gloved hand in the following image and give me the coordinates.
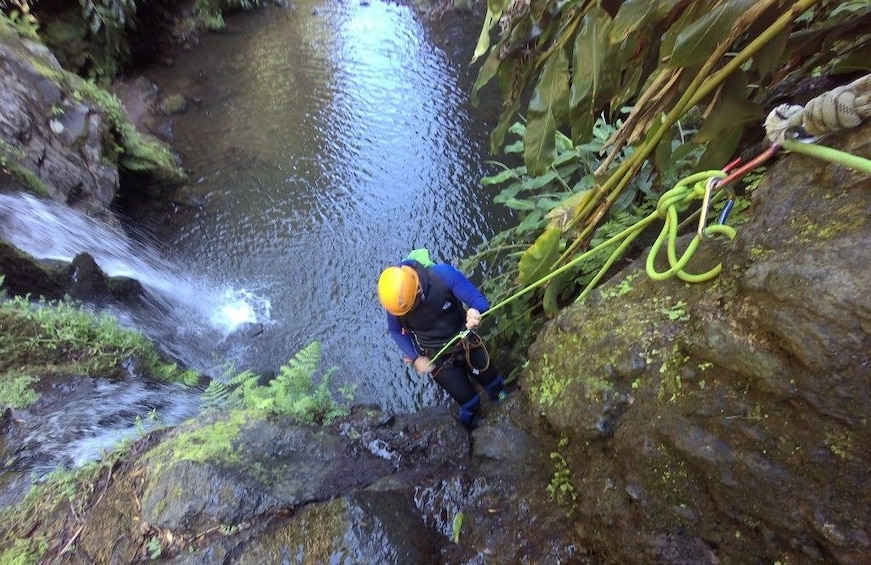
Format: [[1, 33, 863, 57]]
[[465, 308, 482, 330], [413, 356, 435, 374]]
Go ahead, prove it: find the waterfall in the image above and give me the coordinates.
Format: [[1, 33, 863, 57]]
[[0, 192, 272, 373]]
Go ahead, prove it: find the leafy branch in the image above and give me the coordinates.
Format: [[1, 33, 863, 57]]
[[201, 341, 351, 425]]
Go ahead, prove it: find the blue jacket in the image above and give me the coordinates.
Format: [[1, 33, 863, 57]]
[[385, 261, 489, 360]]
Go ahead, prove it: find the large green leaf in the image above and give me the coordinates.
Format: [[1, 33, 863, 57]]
[[542, 271, 567, 317], [671, 0, 758, 68], [519, 227, 563, 285], [833, 42, 871, 73], [471, 48, 501, 107], [611, 0, 682, 42], [695, 72, 760, 169], [659, 0, 716, 60], [524, 48, 570, 176], [490, 96, 522, 155], [489, 57, 532, 153], [753, 26, 789, 80], [695, 72, 762, 145], [471, 1, 503, 65], [568, 6, 620, 145], [697, 125, 742, 172]]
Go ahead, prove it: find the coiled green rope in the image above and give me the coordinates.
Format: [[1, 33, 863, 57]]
[[431, 170, 731, 361], [645, 170, 735, 283]]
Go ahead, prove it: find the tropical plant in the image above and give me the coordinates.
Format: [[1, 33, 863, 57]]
[[0, 0, 39, 37], [191, 0, 264, 31], [470, 0, 871, 313], [201, 341, 350, 425]]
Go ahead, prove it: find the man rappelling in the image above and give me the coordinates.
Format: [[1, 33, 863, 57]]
[[377, 250, 508, 430]]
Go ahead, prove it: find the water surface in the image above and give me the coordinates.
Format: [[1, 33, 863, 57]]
[[137, 1, 512, 412]]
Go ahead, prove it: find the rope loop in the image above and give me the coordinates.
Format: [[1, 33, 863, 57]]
[[646, 172, 735, 283]]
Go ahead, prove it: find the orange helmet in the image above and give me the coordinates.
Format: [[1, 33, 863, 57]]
[[377, 265, 420, 316]]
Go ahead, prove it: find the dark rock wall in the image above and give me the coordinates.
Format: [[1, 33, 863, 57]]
[[0, 33, 118, 218], [523, 124, 871, 563]]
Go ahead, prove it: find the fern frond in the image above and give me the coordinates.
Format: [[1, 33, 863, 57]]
[[277, 341, 322, 395], [200, 380, 230, 410]]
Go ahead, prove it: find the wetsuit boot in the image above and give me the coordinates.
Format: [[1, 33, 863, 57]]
[[485, 375, 508, 402], [458, 395, 481, 430]]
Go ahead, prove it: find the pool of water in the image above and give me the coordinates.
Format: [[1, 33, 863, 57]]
[[133, 1, 513, 413]]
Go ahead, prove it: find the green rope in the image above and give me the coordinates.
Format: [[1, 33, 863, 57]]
[[645, 171, 736, 283], [782, 139, 871, 174], [431, 170, 730, 362]]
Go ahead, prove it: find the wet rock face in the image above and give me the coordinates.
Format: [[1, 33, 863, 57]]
[[0, 37, 118, 217], [0, 243, 144, 306], [30, 401, 575, 564], [522, 123, 871, 563]]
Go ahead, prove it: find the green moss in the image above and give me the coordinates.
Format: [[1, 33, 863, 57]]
[[825, 430, 854, 460], [788, 206, 865, 244], [601, 272, 639, 299], [159, 94, 188, 115], [658, 299, 689, 322], [0, 449, 128, 563], [8, 163, 49, 196], [748, 245, 773, 261], [0, 374, 40, 409], [0, 297, 198, 385], [0, 537, 47, 565], [547, 435, 577, 512], [68, 78, 185, 182], [146, 410, 249, 473], [236, 498, 349, 562]]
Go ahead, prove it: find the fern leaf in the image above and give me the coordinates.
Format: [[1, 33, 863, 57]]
[[200, 380, 230, 410]]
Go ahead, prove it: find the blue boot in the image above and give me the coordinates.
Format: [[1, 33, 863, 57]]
[[458, 395, 481, 430], [485, 376, 507, 402]]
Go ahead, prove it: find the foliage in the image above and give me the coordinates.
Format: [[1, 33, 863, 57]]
[[79, 0, 136, 38], [0, 445, 129, 563], [146, 536, 163, 559], [69, 77, 186, 182], [0, 0, 38, 38], [79, 0, 137, 75], [201, 341, 350, 425], [546, 435, 577, 512], [451, 511, 464, 544], [470, 0, 871, 316], [0, 374, 40, 409], [191, 0, 263, 31], [0, 295, 200, 386], [0, 137, 49, 196], [0, 139, 25, 171], [463, 112, 689, 344]]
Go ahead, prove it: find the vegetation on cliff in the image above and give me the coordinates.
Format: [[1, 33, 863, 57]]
[[0, 279, 201, 411], [468, 0, 871, 353]]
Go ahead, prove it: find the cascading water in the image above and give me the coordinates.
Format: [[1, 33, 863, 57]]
[[0, 192, 276, 504], [0, 192, 272, 371]]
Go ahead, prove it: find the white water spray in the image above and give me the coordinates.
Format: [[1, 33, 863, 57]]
[[0, 192, 271, 358]]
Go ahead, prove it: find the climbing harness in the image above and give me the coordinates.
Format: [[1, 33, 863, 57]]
[[430, 329, 491, 369], [428, 75, 871, 356]]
